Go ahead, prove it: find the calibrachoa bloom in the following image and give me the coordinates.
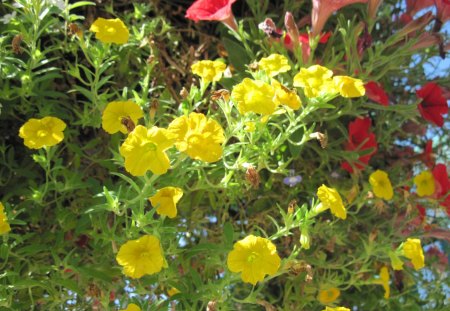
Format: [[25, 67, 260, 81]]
[[341, 117, 377, 173], [19, 116, 66, 149], [369, 170, 394, 200], [317, 184, 347, 219], [185, 0, 238, 31], [322, 307, 350, 311], [120, 303, 141, 311], [416, 82, 448, 127], [318, 287, 341, 304], [102, 101, 143, 134], [168, 113, 225, 162], [149, 187, 183, 218], [116, 235, 164, 278], [402, 238, 425, 270], [167, 287, 180, 297], [413, 170, 435, 197], [232, 78, 278, 115], [377, 266, 390, 299], [432, 164, 450, 214], [272, 80, 302, 110], [258, 54, 291, 77], [191, 60, 227, 83], [89, 18, 129, 44], [293, 65, 334, 98], [332, 76, 365, 98], [119, 125, 175, 176], [0, 202, 11, 235], [227, 235, 281, 285]]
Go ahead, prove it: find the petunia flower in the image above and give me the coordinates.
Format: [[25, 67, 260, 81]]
[[402, 238, 425, 270], [232, 78, 278, 115], [89, 18, 129, 44], [102, 101, 143, 134], [119, 125, 175, 176], [311, 0, 368, 37], [120, 303, 141, 311], [168, 113, 225, 163], [0, 202, 11, 235], [416, 82, 448, 127], [373, 266, 390, 299], [369, 170, 394, 200], [332, 76, 365, 98], [227, 235, 281, 285], [432, 164, 450, 214], [316, 184, 347, 219], [293, 65, 335, 98], [272, 80, 302, 110], [413, 170, 435, 197], [318, 287, 341, 304], [19, 116, 66, 149], [258, 54, 291, 77], [365, 81, 389, 106], [149, 187, 184, 218], [185, 0, 238, 31], [191, 60, 227, 83], [116, 235, 164, 278], [341, 117, 377, 173]]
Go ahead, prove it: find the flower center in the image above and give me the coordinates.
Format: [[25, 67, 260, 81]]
[[106, 26, 117, 34], [142, 142, 157, 152], [37, 129, 49, 138], [247, 251, 259, 263], [140, 251, 151, 259]]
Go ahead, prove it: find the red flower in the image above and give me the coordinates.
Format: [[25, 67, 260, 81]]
[[186, 0, 237, 22], [421, 140, 435, 168], [432, 164, 450, 215], [365, 81, 389, 106], [416, 82, 449, 127], [416, 204, 426, 222], [341, 117, 378, 173]]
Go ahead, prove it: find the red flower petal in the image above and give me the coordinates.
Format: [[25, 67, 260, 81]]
[[432, 163, 450, 198], [416, 82, 449, 127], [365, 81, 389, 106], [186, 0, 237, 22]]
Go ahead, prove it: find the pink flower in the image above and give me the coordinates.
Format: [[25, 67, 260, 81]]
[[186, 0, 238, 31], [365, 81, 389, 106], [311, 0, 368, 36], [416, 82, 449, 127]]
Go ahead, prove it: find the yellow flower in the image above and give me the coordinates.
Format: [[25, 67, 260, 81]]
[[369, 170, 394, 200], [322, 307, 350, 311], [402, 238, 425, 270], [244, 121, 256, 132], [317, 184, 347, 219], [318, 287, 341, 304], [0, 202, 11, 235], [332, 76, 365, 98], [191, 60, 227, 83], [19, 116, 66, 149], [272, 80, 302, 110], [168, 113, 225, 163], [413, 171, 435, 197], [167, 287, 180, 297], [116, 235, 164, 279], [120, 303, 141, 311], [149, 187, 183, 218], [102, 101, 143, 134], [119, 125, 175, 176], [388, 251, 404, 270], [258, 54, 291, 77], [374, 266, 390, 299], [227, 235, 281, 285], [293, 65, 334, 98], [89, 18, 129, 44], [232, 78, 278, 115]]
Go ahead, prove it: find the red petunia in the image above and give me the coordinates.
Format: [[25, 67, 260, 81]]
[[186, 0, 237, 22], [365, 81, 389, 106], [432, 163, 450, 215], [421, 140, 435, 168], [341, 117, 378, 173], [416, 82, 449, 127]]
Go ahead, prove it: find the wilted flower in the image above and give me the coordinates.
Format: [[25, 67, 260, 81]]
[[317, 184, 347, 219], [149, 187, 184, 218], [119, 125, 175, 176], [227, 235, 281, 285], [416, 82, 448, 127], [185, 0, 238, 31], [318, 287, 341, 304], [258, 54, 291, 77], [365, 81, 389, 106], [245, 165, 260, 189], [402, 238, 425, 270], [232, 78, 278, 115], [116, 235, 164, 278], [369, 170, 394, 200], [19, 116, 66, 149], [102, 101, 143, 134], [0, 202, 11, 235], [89, 18, 129, 44], [293, 65, 335, 98], [413, 170, 435, 197], [120, 303, 141, 311], [191, 60, 227, 83], [168, 113, 225, 162], [332, 76, 365, 98]]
